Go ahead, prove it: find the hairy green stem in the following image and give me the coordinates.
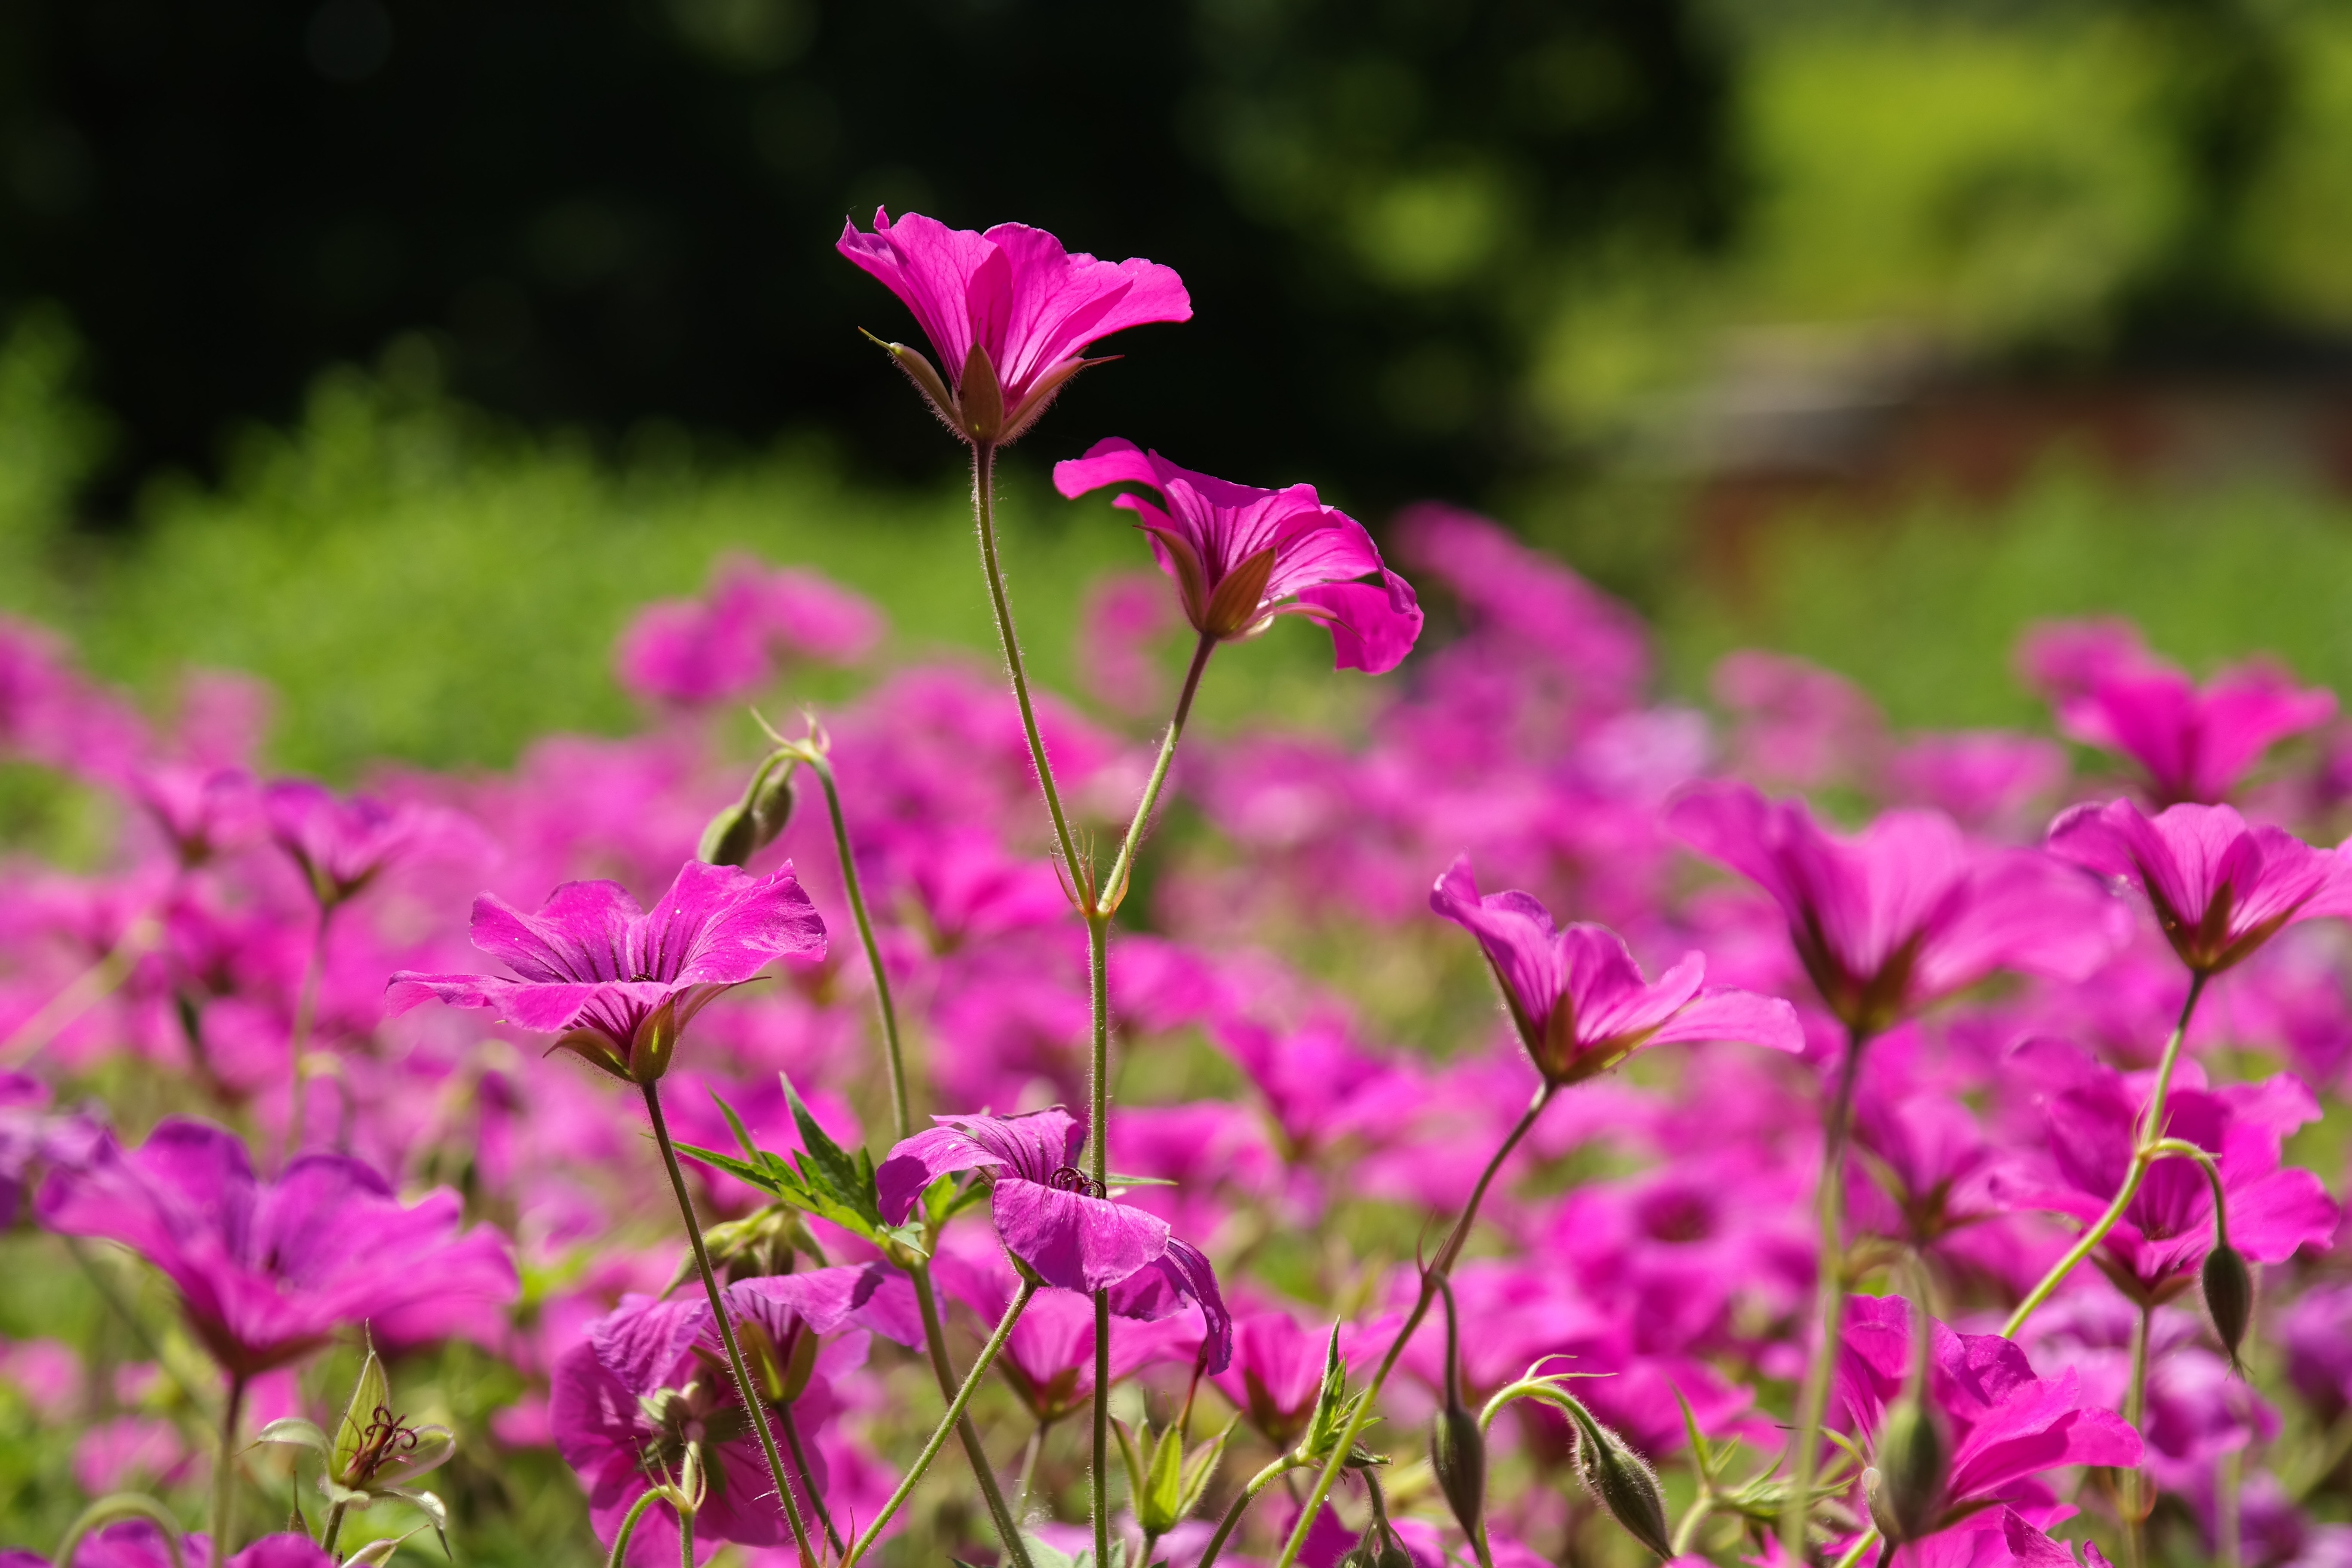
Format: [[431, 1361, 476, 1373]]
[[969, 440, 1082, 883], [2003, 974, 2210, 1338], [1197, 1458, 1304, 1568], [779, 1401, 842, 1557], [802, 752, 913, 1139], [1782, 1023, 1874, 1563], [679, 1506, 695, 1568], [606, 1488, 662, 1568], [1272, 1081, 1559, 1568], [641, 1081, 818, 1566], [320, 1500, 348, 1556], [2123, 1302, 2153, 1568], [211, 1375, 247, 1568], [1095, 633, 1216, 918], [845, 1279, 1039, 1567], [1088, 911, 1113, 1568]]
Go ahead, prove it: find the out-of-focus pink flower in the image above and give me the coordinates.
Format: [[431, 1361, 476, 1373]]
[[1713, 652, 1886, 792], [262, 779, 464, 908], [1210, 1306, 1336, 1447], [36, 1118, 515, 1378], [876, 1107, 1231, 1370], [2001, 1041, 2338, 1304], [72, 1415, 193, 1494], [387, 861, 825, 1084], [1668, 783, 2125, 1034], [1887, 733, 2069, 839], [2279, 1282, 2352, 1419], [933, 1239, 1202, 1424], [1053, 439, 1423, 674], [1076, 570, 1179, 717], [1430, 856, 1801, 1084], [615, 557, 884, 706], [2053, 655, 2334, 805], [2049, 800, 2352, 975], [837, 208, 1190, 445], [2017, 618, 2156, 702], [132, 765, 260, 867], [9, 1522, 331, 1568]]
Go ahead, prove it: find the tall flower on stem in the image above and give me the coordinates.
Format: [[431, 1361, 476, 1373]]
[[1270, 866, 1799, 1568], [387, 859, 830, 1566], [1666, 782, 2125, 1559], [37, 1118, 514, 1568]]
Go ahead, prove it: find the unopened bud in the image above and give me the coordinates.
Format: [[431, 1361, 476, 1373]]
[[1865, 1396, 1948, 1546], [957, 341, 1005, 443], [698, 756, 796, 869], [2203, 1241, 2254, 1372], [1430, 1401, 1487, 1540], [1568, 1404, 1672, 1559]]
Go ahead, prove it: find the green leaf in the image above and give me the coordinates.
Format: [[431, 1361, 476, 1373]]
[[672, 1141, 789, 1197], [333, 1348, 391, 1485], [386, 1487, 451, 1558], [340, 1526, 425, 1568], [713, 1089, 765, 1170], [255, 1418, 332, 1456], [1178, 1418, 1238, 1518], [1145, 1418, 1186, 1530]]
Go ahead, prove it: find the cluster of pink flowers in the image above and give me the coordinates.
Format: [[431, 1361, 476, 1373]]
[[0, 211, 2343, 1568]]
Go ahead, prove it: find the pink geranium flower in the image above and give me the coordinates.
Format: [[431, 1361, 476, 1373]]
[[836, 208, 1191, 445], [1429, 855, 1802, 1084], [875, 1107, 1232, 1370], [386, 861, 825, 1084], [262, 778, 464, 909], [1053, 438, 1423, 674], [616, 557, 884, 707], [1668, 783, 2125, 1034], [2053, 655, 2334, 805], [2047, 799, 2352, 976], [35, 1118, 515, 1378]]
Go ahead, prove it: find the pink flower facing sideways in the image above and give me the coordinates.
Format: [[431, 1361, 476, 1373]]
[[1430, 855, 1803, 1084], [2048, 799, 2352, 976], [1838, 1294, 2141, 1556], [876, 1107, 1233, 1371], [36, 1118, 515, 1378], [836, 208, 1191, 445], [386, 860, 826, 1084], [1055, 438, 1424, 675], [1669, 782, 2126, 1036], [2052, 650, 2335, 805]]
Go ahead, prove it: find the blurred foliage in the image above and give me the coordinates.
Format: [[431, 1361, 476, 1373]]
[[0, 0, 1733, 513]]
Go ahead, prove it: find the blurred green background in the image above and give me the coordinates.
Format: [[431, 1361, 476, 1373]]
[[13, 0, 2352, 772]]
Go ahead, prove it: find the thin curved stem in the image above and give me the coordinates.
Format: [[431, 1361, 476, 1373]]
[[1, 911, 163, 1069], [1271, 1081, 1559, 1568], [641, 1081, 818, 1567], [1783, 1023, 1874, 1562], [606, 1488, 662, 1568], [801, 752, 912, 1140], [1096, 633, 1216, 918], [1197, 1457, 1304, 1568], [2122, 1302, 2153, 1568], [969, 440, 1082, 884], [210, 1374, 247, 1568], [1831, 1529, 1882, 1568], [844, 1279, 1039, 1567], [2002, 973, 2210, 1338]]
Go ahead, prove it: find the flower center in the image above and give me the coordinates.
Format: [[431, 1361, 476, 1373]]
[[1047, 1165, 1106, 1198], [348, 1404, 423, 1484]]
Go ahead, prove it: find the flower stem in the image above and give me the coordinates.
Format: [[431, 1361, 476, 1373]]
[[606, 1487, 662, 1568], [778, 1401, 843, 1557], [320, 1501, 347, 1555], [2002, 973, 2211, 1339], [845, 1278, 1040, 1568], [808, 741, 1036, 1568], [800, 750, 913, 1143], [1271, 1081, 1559, 1568], [210, 1374, 247, 1568], [1196, 1457, 1304, 1568], [969, 439, 1083, 885], [640, 1081, 819, 1567], [680, 1505, 695, 1568], [1087, 910, 1113, 1568], [1095, 632, 1216, 918], [1782, 1023, 1874, 1563], [0, 910, 162, 1069], [2121, 1302, 2154, 1568]]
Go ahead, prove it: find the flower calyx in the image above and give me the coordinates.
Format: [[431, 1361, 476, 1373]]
[[256, 1337, 455, 1553]]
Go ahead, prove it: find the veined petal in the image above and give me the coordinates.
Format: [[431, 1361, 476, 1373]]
[[991, 1180, 1170, 1294]]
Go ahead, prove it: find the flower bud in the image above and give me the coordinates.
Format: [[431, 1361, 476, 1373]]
[[1430, 1400, 1487, 1544], [958, 341, 1005, 444], [1864, 1395, 1948, 1547], [1567, 1403, 1672, 1559], [698, 755, 796, 869], [2202, 1241, 2254, 1372]]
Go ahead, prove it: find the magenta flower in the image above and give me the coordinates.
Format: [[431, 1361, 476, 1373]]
[[35, 1118, 515, 1378], [836, 207, 1191, 445], [1211, 1307, 1346, 1447], [385, 860, 825, 1084], [553, 1270, 913, 1565], [132, 765, 259, 867], [875, 1107, 1232, 1370], [2003, 1041, 2339, 1304], [1054, 438, 1423, 674], [2047, 799, 2352, 976], [932, 1244, 1204, 1424], [2053, 656, 2334, 805], [2, 1521, 331, 1568], [1838, 1293, 2141, 1536], [262, 779, 448, 908], [615, 557, 883, 706], [1430, 856, 1802, 1083], [1667, 783, 2126, 1034]]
